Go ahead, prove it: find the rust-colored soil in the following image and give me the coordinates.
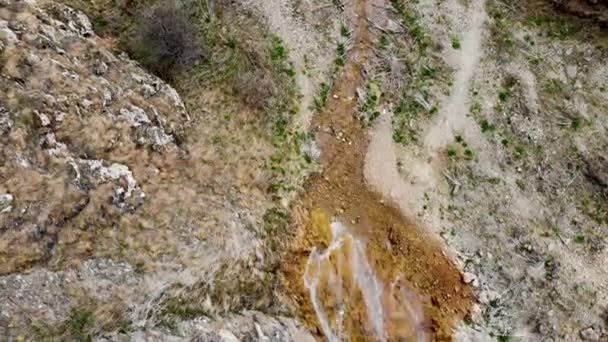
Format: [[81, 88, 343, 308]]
[[280, 0, 473, 340]]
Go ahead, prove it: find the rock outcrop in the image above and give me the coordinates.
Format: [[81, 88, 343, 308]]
[[0, 0, 189, 275]]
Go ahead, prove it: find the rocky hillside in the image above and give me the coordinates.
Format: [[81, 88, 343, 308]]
[[1, 0, 608, 340], [0, 1, 187, 275], [0, 0, 329, 339]]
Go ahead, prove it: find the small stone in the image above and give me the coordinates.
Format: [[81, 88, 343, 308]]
[[54, 111, 66, 122], [566, 65, 578, 80], [580, 327, 600, 341], [35, 111, 51, 126], [131, 73, 144, 83], [332, 94, 339, 99], [81, 99, 93, 109], [102, 89, 113, 107], [478, 290, 497, 304], [462, 272, 476, 284], [94, 60, 108, 75], [254, 323, 266, 340], [0, 194, 14, 213], [142, 84, 158, 98]]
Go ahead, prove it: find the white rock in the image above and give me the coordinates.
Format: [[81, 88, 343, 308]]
[[254, 323, 268, 341], [0, 193, 14, 213], [54, 111, 66, 122], [218, 329, 240, 342], [580, 327, 600, 341], [145, 126, 173, 148], [102, 89, 113, 107], [462, 272, 476, 284], [0, 20, 18, 44], [35, 111, 51, 126], [566, 65, 578, 80], [118, 105, 150, 127], [78, 159, 140, 199], [81, 99, 93, 109], [94, 61, 108, 75], [142, 84, 158, 98]]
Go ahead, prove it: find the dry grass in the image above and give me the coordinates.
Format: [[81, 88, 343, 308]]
[[1, 1, 313, 337]]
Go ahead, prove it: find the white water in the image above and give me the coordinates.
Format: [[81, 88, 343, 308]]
[[304, 221, 427, 341]]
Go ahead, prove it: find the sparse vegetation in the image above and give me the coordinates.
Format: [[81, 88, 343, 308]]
[[480, 119, 496, 133], [314, 82, 331, 112], [525, 15, 580, 40], [65, 309, 95, 341], [446, 136, 475, 162], [383, 1, 451, 145], [447, 147, 457, 157], [498, 89, 510, 102], [160, 296, 210, 326], [358, 81, 382, 125]]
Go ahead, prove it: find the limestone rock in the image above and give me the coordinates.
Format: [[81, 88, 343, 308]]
[[0, 0, 189, 276], [580, 327, 601, 341], [0, 194, 13, 213]]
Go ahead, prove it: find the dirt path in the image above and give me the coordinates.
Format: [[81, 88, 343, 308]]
[[424, 0, 488, 153], [280, 0, 474, 340]]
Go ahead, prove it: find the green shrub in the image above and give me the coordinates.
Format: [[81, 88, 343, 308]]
[[65, 309, 95, 341]]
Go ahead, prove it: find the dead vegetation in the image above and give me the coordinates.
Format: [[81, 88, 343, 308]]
[[129, 1, 203, 79]]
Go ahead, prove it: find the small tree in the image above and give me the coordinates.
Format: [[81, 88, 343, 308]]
[[131, 1, 202, 80]]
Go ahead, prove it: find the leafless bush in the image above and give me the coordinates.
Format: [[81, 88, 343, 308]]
[[234, 69, 278, 110], [130, 1, 202, 79]]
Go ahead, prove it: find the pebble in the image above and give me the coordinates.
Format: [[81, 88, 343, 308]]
[[0, 193, 14, 213], [462, 272, 476, 284], [566, 65, 578, 80], [36, 111, 51, 126], [580, 327, 600, 341]]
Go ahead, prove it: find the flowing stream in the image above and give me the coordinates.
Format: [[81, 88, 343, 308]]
[[304, 220, 428, 341]]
